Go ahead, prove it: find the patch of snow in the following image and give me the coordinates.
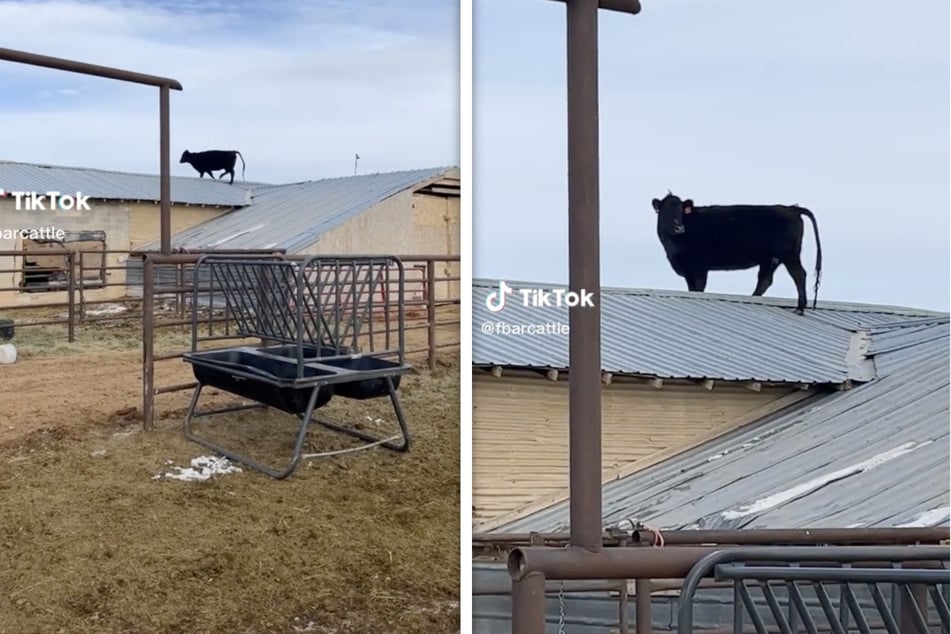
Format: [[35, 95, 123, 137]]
[[895, 506, 951, 528], [721, 441, 930, 520], [153, 455, 242, 482], [291, 618, 319, 632], [85, 303, 128, 316], [61, 303, 129, 318]]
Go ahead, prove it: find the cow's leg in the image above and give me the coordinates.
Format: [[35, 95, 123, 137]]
[[753, 259, 780, 296], [687, 270, 708, 293], [783, 257, 808, 314]]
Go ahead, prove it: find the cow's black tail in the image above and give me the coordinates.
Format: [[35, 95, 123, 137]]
[[798, 207, 822, 310], [234, 151, 246, 181]]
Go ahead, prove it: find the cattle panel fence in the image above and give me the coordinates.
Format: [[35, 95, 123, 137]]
[[0, 249, 460, 428]]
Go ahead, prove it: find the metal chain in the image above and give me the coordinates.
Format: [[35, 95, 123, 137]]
[[558, 581, 566, 634]]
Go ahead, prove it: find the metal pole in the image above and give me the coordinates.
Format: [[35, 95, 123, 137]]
[[510, 545, 950, 582], [900, 560, 931, 634], [546, 0, 642, 13], [160, 84, 172, 255], [635, 579, 652, 634], [0, 47, 183, 89], [142, 256, 155, 430], [511, 571, 547, 634], [474, 527, 951, 548], [427, 258, 437, 371], [66, 251, 76, 342], [566, 0, 604, 553]]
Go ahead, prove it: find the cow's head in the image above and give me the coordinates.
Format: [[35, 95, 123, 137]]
[[179, 150, 191, 163], [652, 192, 693, 237]]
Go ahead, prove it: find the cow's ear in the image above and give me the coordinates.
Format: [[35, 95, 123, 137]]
[[683, 199, 694, 214], [651, 198, 662, 213]]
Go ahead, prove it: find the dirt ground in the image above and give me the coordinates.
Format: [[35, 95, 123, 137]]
[[0, 316, 461, 633]]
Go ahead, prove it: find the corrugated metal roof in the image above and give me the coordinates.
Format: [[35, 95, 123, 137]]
[[473, 278, 946, 385], [0, 160, 253, 207], [138, 167, 455, 252], [495, 319, 950, 532]]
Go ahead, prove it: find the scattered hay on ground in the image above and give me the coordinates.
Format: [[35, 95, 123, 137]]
[[0, 345, 460, 634]]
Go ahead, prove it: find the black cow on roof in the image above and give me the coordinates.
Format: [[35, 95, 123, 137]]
[[651, 191, 823, 315], [180, 149, 246, 185]]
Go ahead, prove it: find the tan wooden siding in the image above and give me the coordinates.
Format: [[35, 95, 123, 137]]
[[127, 203, 224, 250], [472, 374, 798, 528]]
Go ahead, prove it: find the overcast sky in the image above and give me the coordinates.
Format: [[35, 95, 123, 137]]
[[0, 0, 459, 183], [473, 0, 950, 312]]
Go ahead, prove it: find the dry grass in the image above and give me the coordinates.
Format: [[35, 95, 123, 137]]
[[0, 317, 461, 634]]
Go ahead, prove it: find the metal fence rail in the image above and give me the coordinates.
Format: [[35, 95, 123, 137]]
[[0, 248, 458, 428], [677, 546, 950, 634], [501, 535, 949, 634]]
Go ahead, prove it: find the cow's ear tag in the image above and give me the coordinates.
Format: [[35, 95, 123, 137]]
[[683, 199, 694, 214]]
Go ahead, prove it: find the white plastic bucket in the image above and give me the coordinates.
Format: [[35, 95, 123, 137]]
[[0, 344, 17, 364]]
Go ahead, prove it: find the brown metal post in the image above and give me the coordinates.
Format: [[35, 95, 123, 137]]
[[66, 251, 75, 343], [547, 0, 641, 12], [899, 561, 930, 634], [635, 579, 652, 634], [78, 248, 86, 323], [160, 84, 172, 255], [427, 258, 437, 371], [142, 256, 155, 430], [511, 571, 547, 634], [618, 580, 629, 634], [566, 0, 604, 552]]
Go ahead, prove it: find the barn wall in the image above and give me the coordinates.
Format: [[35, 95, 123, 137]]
[[0, 198, 130, 307], [305, 178, 460, 302], [472, 372, 796, 528], [0, 199, 228, 307], [127, 202, 225, 250], [311, 190, 415, 254]]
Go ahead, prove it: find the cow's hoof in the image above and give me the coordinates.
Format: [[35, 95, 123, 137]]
[[793, 308, 805, 316]]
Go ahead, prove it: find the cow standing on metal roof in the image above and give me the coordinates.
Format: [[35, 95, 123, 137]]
[[180, 149, 246, 185], [651, 191, 823, 315]]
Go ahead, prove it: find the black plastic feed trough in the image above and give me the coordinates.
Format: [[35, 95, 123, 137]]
[[181, 254, 412, 479]]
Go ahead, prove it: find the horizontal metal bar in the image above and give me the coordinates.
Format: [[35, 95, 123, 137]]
[[0, 46, 183, 89], [153, 381, 196, 395], [715, 564, 949, 584], [545, 0, 641, 14], [510, 545, 950, 581], [475, 527, 951, 547], [473, 579, 624, 595]]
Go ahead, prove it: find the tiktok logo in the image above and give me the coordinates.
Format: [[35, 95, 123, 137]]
[[485, 280, 513, 313]]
